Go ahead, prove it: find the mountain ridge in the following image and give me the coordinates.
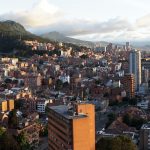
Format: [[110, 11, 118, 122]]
[[41, 31, 95, 48], [41, 31, 109, 48], [0, 20, 31, 36], [0, 20, 51, 53]]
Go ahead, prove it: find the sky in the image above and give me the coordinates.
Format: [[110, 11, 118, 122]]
[[0, 0, 150, 42]]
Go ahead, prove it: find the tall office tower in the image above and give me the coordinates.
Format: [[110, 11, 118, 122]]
[[140, 123, 150, 150], [48, 103, 95, 150], [142, 67, 149, 83], [129, 49, 141, 91], [122, 74, 135, 98], [126, 42, 130, 50], [106, 43, 113, 51]]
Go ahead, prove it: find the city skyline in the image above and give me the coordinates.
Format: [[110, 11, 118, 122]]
[[0, 0, 150, 42]]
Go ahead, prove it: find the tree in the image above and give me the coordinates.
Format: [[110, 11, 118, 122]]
[[123, 114, 147, 130], [39, 59, 44, 65], [105, 113, 116, 128], [96, 137, 112, 150], [96, 136, 137, 150], [130, 117, 146, 130], [4, 78, 12, 84], [63, 82, 69, 88], [129, 98, 137, 106], [123, 114, 131, 125], [45, 104, 49, 115], [111, 136, 137, 150], [103, 92, 110, 97], [95, 79, 102, 85], [0, 131, 20, 150], [0, 126, 5, 137], [39, 124, 48, 137], [55, 79, 63, 91], [14, 99, 23, 109], [8, 109, 19, 129], [122, 97, 130, 102], [12, 79, 18, 85], [1, 83, 7, 89], [109, 100, 118, 106], [16, 132, 31, 150], [80, 54, 89, 59]]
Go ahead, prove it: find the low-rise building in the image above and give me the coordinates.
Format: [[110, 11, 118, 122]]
[[0, 99, 14, 112], [137, 100, 149, 110], [37, 98, 52, 113], [140, 123, 150, 150]]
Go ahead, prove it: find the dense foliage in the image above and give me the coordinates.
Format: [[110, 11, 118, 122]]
[[8, 109, 19, 129], [0, 20, 86, 56], [123, 113, 147, 130], [0, 126, 31, 150], [105, 113, 116, 128], [96, 136, 137, 150], [0, 20, 51, 53]]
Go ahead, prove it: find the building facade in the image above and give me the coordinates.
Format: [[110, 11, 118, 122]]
[[129, 49, 141, 91], [48, 103, 95, 150], [122, 74, 135, 98], [140, 123, 150, 150]]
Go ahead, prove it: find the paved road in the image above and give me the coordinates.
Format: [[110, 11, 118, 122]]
[[95, 111, 108, 131], [38, 137, 48, 150]]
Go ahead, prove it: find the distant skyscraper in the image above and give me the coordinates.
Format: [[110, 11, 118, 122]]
[[122, 74, 135, 98], [126, 42, 130, 50], [129, 49, 141, 90], [142, 67, 149, 83]]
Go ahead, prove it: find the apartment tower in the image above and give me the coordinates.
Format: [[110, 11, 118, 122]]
[[48, 103, 95, 150], [129, 49, 141, 91], [122, 74, 135, 98]]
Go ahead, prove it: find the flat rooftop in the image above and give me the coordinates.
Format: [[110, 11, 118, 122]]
[[49, 105, 88, 120], [141, 123, 150, 129]]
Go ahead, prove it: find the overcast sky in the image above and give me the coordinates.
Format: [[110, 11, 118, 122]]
[[0, 0, 150, 41]]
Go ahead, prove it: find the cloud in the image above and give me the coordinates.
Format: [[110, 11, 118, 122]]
[[136, 14, 150, 28], [0, 0, 63, 28], [31, 17, 131, 36], [0, 0, 150, 41]]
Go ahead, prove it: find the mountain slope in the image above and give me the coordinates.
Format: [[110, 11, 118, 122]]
[[42, 31, 95, 48], [0, 20, 30, 36], [0, 20, 52, 53]]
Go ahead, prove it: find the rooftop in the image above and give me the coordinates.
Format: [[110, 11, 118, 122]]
[[141, 123, 150, 130], [49, 105, 88, 120]]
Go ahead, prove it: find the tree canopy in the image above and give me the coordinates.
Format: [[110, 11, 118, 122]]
[[96, 136, 137, 150], [8, 109, 19, 129], [123, 114, 147, 130], [0, 129, 20, 150]]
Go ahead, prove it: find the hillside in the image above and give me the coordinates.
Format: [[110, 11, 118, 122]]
[[0, 20, 51, 53], [0, 20, 30, 36], [0, 20, 111, 55], [0, 21, 83, 55], [41, 31, 96, 48]]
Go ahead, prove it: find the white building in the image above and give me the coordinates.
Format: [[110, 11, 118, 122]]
[[115, 63, 122, 71], [37, 99, 52, 113], [59, 75, 70, 83], [137, 100, 149, 110]]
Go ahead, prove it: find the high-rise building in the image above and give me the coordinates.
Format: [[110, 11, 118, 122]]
[[142, 67, 149, 83], [126, 42, 130, 50], [140, 123, 150, 150], [122, 74, 135, 98], [129, 49, 141, 90], [48, 103, 95, 150]]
